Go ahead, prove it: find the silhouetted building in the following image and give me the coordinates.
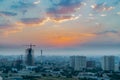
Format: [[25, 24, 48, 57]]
[[25, 44, 35, 66]]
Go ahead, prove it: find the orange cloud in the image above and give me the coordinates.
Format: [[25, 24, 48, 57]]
[[46, 33, 96, 47], [1, 19, 48, 36], [1, 16, 80, 36]]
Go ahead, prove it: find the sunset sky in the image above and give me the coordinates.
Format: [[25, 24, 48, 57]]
[[0, 0, 120, 55]]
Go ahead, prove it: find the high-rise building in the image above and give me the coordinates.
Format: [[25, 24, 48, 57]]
[[40, 50, 43, 64], [70, 56, 86, 71], [25, 44, 35, 66], [102, 56, 115, 71], [70, 56, 75, 68]]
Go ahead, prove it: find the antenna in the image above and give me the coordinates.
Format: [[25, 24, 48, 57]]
[[41, 49, 43, 64], [41, 50, 42, 56]]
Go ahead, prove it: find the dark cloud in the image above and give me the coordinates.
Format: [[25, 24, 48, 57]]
[[47, 0, 84, 21], [0, 24, 13, 29], [96, 30, 119, 35], [0, 11, 17, 16], [10, 0, 36, 15], [20, 18, 45, 24], [51, 0, 83, 6], [49, 0, 83, 13], [11, 0, 36, 9]]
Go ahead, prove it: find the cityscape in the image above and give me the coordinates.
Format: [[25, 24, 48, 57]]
[[0, 0, 120, 80], [0, 45, 120, 80]]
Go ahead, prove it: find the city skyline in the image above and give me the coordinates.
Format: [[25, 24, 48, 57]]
[[0, 0, 120, 55]]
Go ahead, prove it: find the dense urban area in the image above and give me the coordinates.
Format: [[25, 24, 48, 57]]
[[0, 46, 120, 80]]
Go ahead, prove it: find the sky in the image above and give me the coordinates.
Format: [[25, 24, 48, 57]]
[[0, 0, 120, 56]]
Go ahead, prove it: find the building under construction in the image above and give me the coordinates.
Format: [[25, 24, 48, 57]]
[[25, 44, 35, 66]]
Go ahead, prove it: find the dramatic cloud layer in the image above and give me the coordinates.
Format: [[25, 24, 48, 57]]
[[0, 0, 120, 49]]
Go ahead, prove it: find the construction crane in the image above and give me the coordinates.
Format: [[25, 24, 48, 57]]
[[25, 44, 36, 49]]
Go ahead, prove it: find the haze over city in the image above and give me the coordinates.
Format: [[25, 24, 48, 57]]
[[0, 0, 120, 55], [1, 1, 120, 80]]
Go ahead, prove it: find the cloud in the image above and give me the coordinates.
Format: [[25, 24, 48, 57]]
[[0, 17, 46, 35], [0, 23, 23, 36], [0, 0, 120, 36], [46, 32, 96, 47], [0, 0, 86, 36], [20, 18, 46, 25], [11, 0, 36, 9], [117, 12, 120, 15], [0, 24, 13, 29], [100, 14, 107, 17], [3, 27, 22, 36], [10, 0, 37, 15], [46, 0, 84, 22], [95, 0, 120, 6], [47, 14, 79, 22], [90, 0, 120, 13], [33, 0, 41, 4], [87, 30, 120, 47], [96, 30, 119, 35], [0, 11, 17, 16], [91, 4, 115, 12]]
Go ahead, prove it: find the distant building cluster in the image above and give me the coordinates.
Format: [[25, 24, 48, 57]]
[[0, 47, 120, 80], [70, 56, 117, 72]]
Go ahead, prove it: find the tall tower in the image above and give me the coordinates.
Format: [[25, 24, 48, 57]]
[[41, 50, 43, 64], [25, 44, 35, 66]]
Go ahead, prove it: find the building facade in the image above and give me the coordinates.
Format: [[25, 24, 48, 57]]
[[102, 56, 115, 71], [70, 56, 86, 71]]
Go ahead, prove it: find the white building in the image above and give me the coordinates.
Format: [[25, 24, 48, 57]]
[[102, 56, 115, 71], [0, 76, 3, 80], [70, 56, 86, 71]]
